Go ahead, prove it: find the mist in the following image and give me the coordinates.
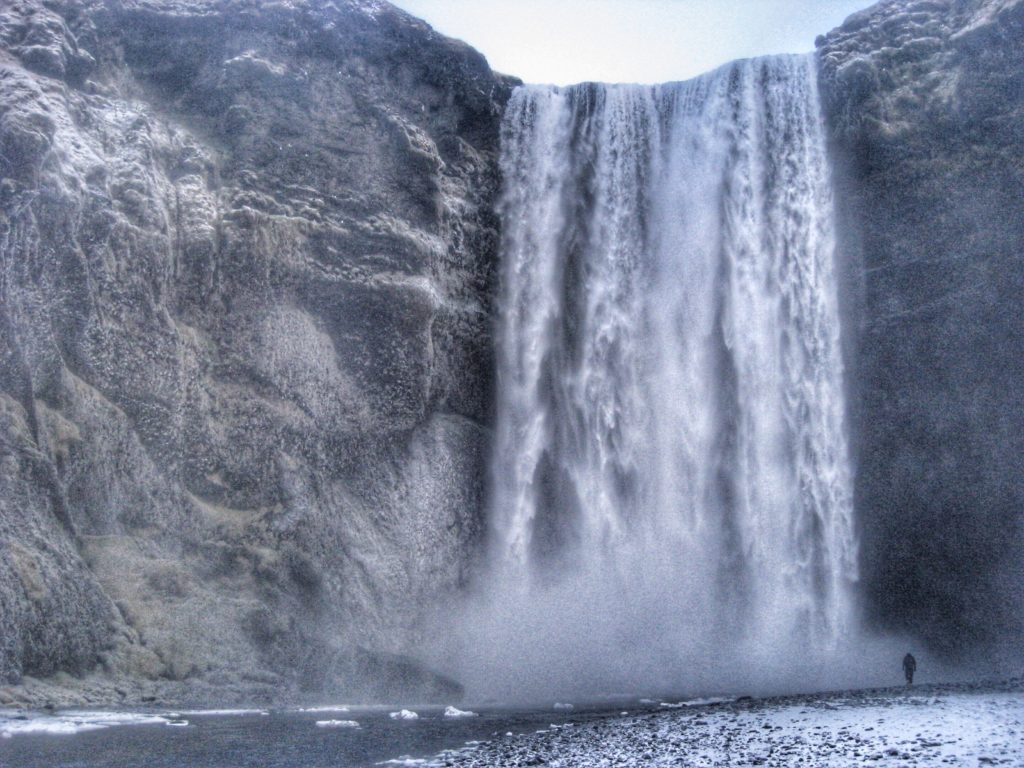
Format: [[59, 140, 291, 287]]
[[422, 55, 887, 704]]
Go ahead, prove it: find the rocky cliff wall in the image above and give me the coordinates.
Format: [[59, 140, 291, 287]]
[[0, 0, 514, 705], [818, 0, 1024, 661]]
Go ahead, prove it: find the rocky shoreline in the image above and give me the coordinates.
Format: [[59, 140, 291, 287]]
[[438, 680, 1024, 767]]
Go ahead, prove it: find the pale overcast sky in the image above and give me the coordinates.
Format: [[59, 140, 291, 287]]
[[390, 0, 873, 85]]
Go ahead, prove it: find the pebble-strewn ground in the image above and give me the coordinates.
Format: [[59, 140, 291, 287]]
[[421, 680, 1024, 767]]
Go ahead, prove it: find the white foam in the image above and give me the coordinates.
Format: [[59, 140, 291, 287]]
[[553, 702, 574, 710], [443, 706, 478, 719], [315, 719, 360, 729]]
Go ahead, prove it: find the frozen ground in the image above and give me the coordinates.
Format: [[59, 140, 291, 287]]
[[435, 680, 1024, 767], [0, 680, 1020, 766]]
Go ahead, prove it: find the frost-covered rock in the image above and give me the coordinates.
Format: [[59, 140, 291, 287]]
[[0, 0, 514, 704]]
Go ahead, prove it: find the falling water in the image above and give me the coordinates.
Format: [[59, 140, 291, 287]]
[[459, 55, 858, 700]]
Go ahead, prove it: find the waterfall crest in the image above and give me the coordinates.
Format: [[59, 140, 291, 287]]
[[463, 55, 858, 699]]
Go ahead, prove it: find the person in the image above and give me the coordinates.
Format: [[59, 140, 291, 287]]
[[903, 652, 917, 685]]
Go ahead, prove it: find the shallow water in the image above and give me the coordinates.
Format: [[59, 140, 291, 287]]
[[0, 702, 653, 767]]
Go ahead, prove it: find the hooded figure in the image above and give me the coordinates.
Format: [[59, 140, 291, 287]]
[[903, 653, 917, 685]]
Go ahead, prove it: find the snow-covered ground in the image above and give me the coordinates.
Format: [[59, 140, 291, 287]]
[[435, 680, 1024, 767]]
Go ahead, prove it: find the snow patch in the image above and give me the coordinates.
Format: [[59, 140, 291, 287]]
[[389, 709, 420, 720], [443, 706, 478, 719], [315, 719, 360, 729]]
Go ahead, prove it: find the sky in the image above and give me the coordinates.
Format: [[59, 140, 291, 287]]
[[390, 0, 874, 85]]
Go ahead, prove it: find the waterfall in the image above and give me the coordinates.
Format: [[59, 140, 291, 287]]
[[461, 54, 858, 700]]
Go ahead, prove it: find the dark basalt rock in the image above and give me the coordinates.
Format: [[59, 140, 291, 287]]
[[0, 0, 515, 703], [819, 0, 1024, 661]]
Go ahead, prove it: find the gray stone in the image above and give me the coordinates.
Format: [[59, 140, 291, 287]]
[[0, 0, 514, 704], [819, 0, 1024, 660]]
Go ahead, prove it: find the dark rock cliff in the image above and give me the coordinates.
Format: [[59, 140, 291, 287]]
[[0, 0, 514, 705], [819, 0, 1024, 661]]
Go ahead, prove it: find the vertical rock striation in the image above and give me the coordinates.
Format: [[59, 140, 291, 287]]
[[818, 0, 1024, 660], [0, 0, 514, 703]]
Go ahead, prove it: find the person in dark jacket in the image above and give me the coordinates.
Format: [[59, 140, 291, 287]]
[[903, 653, 917, 685]]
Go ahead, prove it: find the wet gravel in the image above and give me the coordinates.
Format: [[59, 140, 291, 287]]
[[437, 680, 1024, 767]]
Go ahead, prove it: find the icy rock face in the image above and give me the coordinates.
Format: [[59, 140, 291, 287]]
[[0, 0, 513, 699], [818, 0, 1024, 658]]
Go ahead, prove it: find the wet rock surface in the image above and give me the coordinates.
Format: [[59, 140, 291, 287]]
[[818, 0, 1024, 660], [0, 0, 514, 704]]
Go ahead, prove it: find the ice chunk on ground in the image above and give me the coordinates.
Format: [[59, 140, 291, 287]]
[[376, 758, 429, 766], [389, 710, 420, 720], [444, 706, 478, 718], [315, 719, 360, 728]]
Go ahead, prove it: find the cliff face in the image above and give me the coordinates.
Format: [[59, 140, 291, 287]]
[[818, 0, 1024, 659], [0, 0, 514, 704]]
